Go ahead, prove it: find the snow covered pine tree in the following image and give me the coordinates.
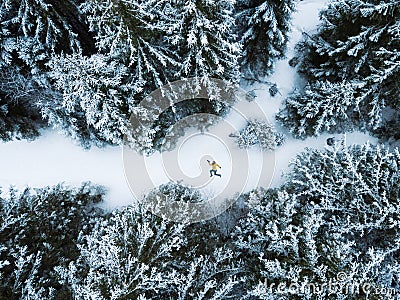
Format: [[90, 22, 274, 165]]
[[57, 205, 241, 299], [169, 0, 240, 84], [0, 183, 104, 299], [44, 0, 173, 146], [280, 0, 400, 142], [276, 80, 363, 138], [45, 0, 241, 147], [234, 144, 400, 299], [0, 0, 94, 141], [232, 119, 284, 150], [236, 0, 294, 80]]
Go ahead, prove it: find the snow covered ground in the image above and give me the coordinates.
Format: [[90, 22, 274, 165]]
[[0, 0, 377, 209], [0, 130, 132, 207]]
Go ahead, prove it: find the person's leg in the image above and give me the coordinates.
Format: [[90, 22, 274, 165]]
[[216, 171, 221, 177], [210, 170, 214, 177]]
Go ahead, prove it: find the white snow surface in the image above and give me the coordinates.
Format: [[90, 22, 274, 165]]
[[0, 0, 377, 209], [0, 130, 132, 207]]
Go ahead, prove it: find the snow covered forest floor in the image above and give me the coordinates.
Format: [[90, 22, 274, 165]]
[[0, 0, 378, 208]]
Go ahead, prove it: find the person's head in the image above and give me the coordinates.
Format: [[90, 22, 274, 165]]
[[212, 160, 216, 164]]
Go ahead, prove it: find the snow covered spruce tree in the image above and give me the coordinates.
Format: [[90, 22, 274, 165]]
[[142, 182, 204, 222], [153, 0, 240, 150], [285, 143, 400, 298], [0, 66, 51, 141], [46, 0, 240, 147], [234, 188, 350, 298], [80, 0, 179, 90], [0, 0, 94, 72], [44, 53, 133, 147], [280, 0, 400, 141], [0, 183, 104, 299], [234, 144, 400, 298], [0, 0, 95, 142], [231, 119, 284, 150], [169, 0, 240, 83], [276, 80, 364, 138], [58, 205, 241, 299], [236, 0, 294, 80], [79, 0, 240, 85], [44, 0, 171, 146]]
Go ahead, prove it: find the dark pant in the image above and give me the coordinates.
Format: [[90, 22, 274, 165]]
[[210, 170, 221, 177]]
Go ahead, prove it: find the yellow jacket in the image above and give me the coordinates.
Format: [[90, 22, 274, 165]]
[[209, 162, 221, 170]]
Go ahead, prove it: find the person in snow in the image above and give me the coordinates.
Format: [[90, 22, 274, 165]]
[[207, 160, 222, 177]]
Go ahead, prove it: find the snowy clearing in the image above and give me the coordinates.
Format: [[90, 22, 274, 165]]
[[0, 0, 377, 209]]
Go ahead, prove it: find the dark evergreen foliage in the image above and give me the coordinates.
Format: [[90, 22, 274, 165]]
[[236, 0, 294, 79], [0, 66, 52, 141], [234, 144, 400, 298], [0, 183, 104, 299], [279, 0, 400, 142], [0, 0, 95, 143], [0, 0, 95, 70]]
